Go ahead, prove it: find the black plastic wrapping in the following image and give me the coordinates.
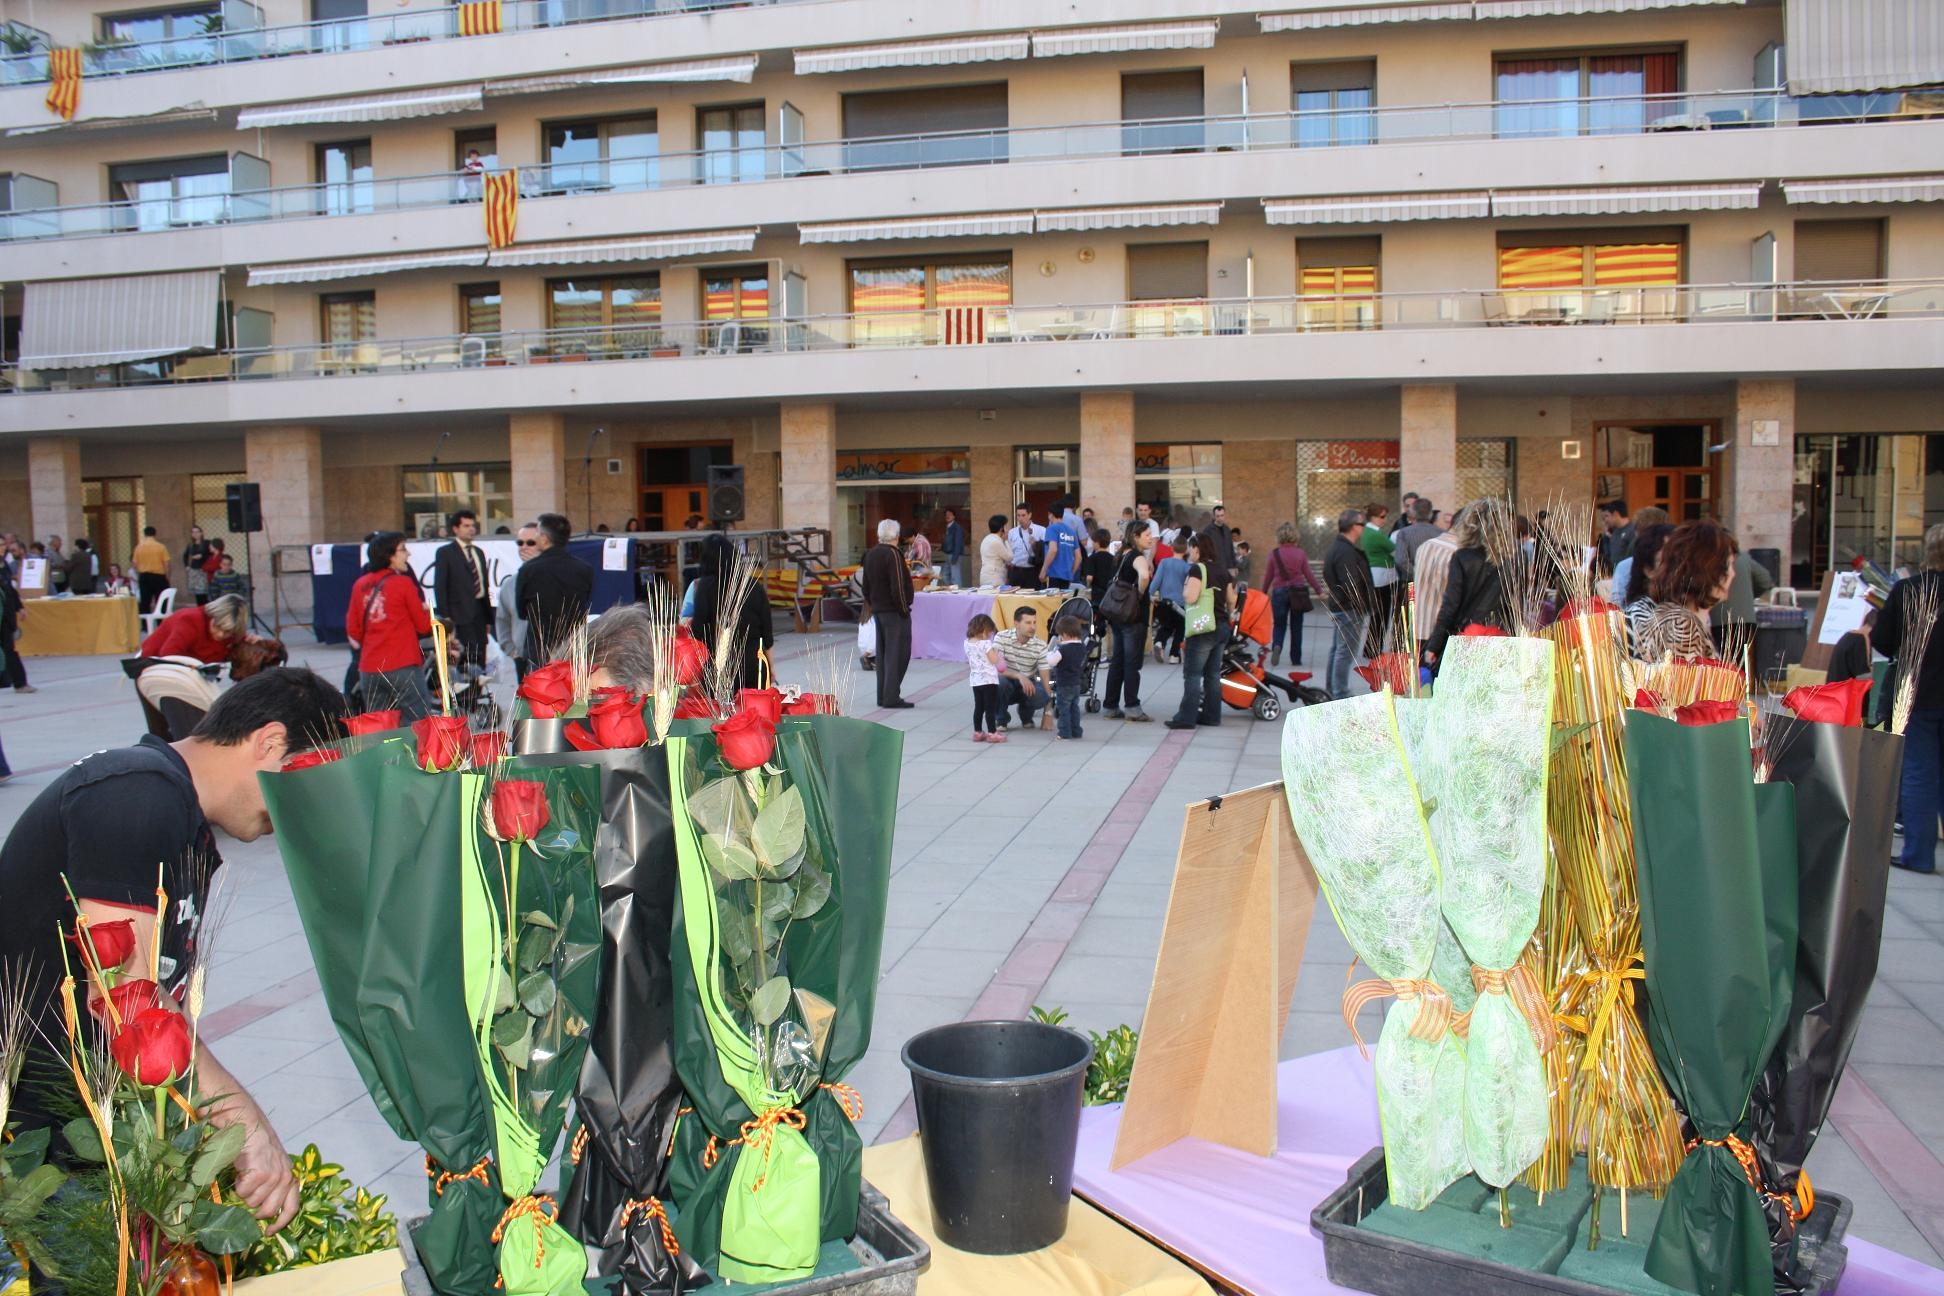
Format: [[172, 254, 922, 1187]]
[[521, 742, 709, 1295], [1749, 716, 1903, 1288]]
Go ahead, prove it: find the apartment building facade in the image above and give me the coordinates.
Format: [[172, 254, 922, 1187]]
[[0, 0, 1937, 592]]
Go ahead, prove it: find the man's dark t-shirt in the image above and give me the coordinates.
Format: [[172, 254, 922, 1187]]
[[0, 735, 222, 1132]]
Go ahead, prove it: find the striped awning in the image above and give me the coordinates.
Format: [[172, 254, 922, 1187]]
[[1474, 0, 1741, 16], [1785, 0, 1944, 93], [1263, 192, 1489, 223], [236, 86, 482, 129], [1032, 19, 1220, 57], [20, 270, 219, 369], [799, 213, 1035, 244], [488, 231, 758, 267], [247, 250, 486, 286], [490, 56, 757, 95], [1259, 5, 1470, 30], [1783, 175, 1944, 203], [1036, 203, 1222, 232], [1492, 183, 1762, 216], [793, 34, 1029, 75]]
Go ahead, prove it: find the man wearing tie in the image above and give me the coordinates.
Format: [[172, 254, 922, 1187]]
[[433, 510, 493, 671]]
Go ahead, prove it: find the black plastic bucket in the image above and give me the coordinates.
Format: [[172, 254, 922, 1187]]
[[901, 1019, 1095, 1255]]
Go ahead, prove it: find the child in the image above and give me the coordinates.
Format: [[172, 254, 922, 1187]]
[[207, 553, 249, 600], [1050, 614, 1088, 740], [965, 613, 1004, 743]]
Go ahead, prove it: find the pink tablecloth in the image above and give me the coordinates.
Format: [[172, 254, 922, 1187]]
[[1071, 1046, 1944, 1296], [912, 589, 1001, 661]]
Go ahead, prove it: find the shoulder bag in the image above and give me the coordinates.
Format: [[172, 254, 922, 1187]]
[[1184, 564, 1218, 638], [1274, 549, 1315, 614], [1098, 553, 1143, 626]]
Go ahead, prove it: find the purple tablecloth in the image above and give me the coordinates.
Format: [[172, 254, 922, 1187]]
[[1071, 1046, 1944, 1295], [913, 589, 998, 661]]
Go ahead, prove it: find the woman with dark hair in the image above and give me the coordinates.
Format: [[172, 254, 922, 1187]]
[[1102, 520, 1155, 722], [346, 532, 433, 720], [689, 532, 774, 693], [1622, 522, 1676, 646], [1425, 499, 1512, 668], [978, 514, 1011, 587], [1166, 531, 1234, 730], [1634, 520, 1737, 662]]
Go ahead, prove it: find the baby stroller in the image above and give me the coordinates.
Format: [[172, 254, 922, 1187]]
[[346, 644, 502, 732], [1219, 588, 1331, 721], [1049, 592, 1104, 713]]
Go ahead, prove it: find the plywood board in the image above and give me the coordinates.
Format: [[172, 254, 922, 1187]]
[[1111, 782, 1319, 1169]]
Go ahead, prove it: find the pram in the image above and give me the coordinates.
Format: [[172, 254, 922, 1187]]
[[1219, 588, 1331, 720], [347, 648, 502, 732], [1049, 592, 1105, 714]]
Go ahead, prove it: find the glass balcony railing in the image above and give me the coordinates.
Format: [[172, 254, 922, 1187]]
[[5, 87, 1938, 245], [0, 0, 801, 84], [8, 279, 1939, 394]]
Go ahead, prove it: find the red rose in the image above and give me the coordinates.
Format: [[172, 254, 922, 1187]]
[[69, 919, 137, 973], [344, 710, 401, 736], [471, 731, 509, 767], [674, 690, 717, 721], [782, 693, 836, 717], [1558, 598, 1620, 620], [670, 633, 710, 688], [589, 688, 649, 748], [1459, 624, 1508, 638], [490, 780, 551, 843], [282, 746, 342, 772], [1353, 652, 1413, 696], [1633, 689, 1667, 713], [110, 1008, 194, 1086], [712, 708, 776, 772], [412, 715, 471, 772], [1784, 678, 1871, 728], [518, 661, 576, 719], [90, 977, 161, 1026], [737, 688, 784, 728], [1675, 700, 1741, 727]]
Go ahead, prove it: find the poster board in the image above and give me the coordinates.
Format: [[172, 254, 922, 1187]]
[[1110, 783, 1319, 1169], [17, 556, 48, 599], [1803, 569, 1878, 672]]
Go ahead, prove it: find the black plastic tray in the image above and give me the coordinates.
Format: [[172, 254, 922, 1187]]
[[399, 1180, 929, 1296], [1311, 1148, 1852, 1296]]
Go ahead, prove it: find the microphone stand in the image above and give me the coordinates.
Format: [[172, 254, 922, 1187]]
[[583, 426, 606, 534]]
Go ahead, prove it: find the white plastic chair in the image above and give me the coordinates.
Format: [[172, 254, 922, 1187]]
[[139, 586, 177, 638]]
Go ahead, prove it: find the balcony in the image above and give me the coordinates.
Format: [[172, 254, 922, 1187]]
[[7, 278, 1938, 397], [3, 90, 1936, 248]]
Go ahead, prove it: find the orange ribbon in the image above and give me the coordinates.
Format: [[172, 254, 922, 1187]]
[[490, 1194, 557, 1265], [425, 1155, 491, 1196], [1462, 963, 1560, 1055], [618, 1196, 680, 1257], [1685, 1136, 1815, 1223], [568, 1125, 589, 1166], [1340, 978, 1453, 1058]]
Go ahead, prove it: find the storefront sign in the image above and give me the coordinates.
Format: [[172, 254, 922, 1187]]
[[836, 450, 970, 482], [1324, 441, 1401, 471], [1135, 443, 1222, 476]]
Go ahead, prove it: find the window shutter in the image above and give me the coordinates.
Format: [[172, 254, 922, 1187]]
[[1793, 219, 1884, 282]]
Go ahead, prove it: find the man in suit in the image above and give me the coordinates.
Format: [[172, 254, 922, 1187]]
[[433, 509, 493, 672], [862, 519, 914, 708], [515, 513, 593, 665]]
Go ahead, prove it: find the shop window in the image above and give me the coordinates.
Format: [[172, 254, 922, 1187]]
[[1017, 447, 1080, 521], [834, 449, 970, 566], [1135, 443, 1222, 523], [402, 463, 513, 537]]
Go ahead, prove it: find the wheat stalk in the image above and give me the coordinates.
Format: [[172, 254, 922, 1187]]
[[642, 582, 682, 737], [802, 640, 856, 717], [0, 958, 39, 1132], [704, 548, 762, 711], [1893, 576, 1941, 736]]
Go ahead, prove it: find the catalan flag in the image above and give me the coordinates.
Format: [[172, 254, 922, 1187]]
[[457, 0, 502, 35], [484, 169, 518, 249], [44, 48, 81, 121]]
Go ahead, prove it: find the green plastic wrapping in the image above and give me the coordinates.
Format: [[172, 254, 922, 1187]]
[[1281, 691, 1466, 1209], [1421, 635, 1556, 1188]]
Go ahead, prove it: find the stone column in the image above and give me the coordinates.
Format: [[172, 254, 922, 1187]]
[[1728, 378, 1795, 570], [1079, 391, 1135, 520], [1399, 384, 1459, 512], [779, 401, 837, 538], [968, 444, 1013, 543], [27, 437, 84, 549], [244, 426, 325, 618], [510, 413, 568, 524]]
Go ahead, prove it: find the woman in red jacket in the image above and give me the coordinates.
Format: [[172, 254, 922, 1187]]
[[347, 531, 433, 721], [139, 592, 248, 663]]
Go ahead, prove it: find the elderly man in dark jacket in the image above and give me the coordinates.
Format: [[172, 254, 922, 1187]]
[[1322, 509, 1374, 699], [862, 519, 914, 708]]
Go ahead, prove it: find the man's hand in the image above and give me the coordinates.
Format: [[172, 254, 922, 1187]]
[[1020, 677, 1039, 697], [217, 1094, 299, 1233]]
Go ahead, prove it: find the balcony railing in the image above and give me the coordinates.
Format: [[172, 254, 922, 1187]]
[[0, 0, 799, 85], [7, 279, 1939, 394], [7, 88, 1938, 244]]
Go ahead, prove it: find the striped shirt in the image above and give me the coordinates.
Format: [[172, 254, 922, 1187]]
[[994, 627, 1049, 678]]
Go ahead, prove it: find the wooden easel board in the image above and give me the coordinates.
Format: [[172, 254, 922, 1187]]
[[1110, 782, 1319, 1169], [1801, 570, 1836, 672]]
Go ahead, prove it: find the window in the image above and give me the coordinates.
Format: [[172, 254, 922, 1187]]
[[1127, 242, 1208, 335], [310, 0, 367, 51], [545, 275, 661, 354], [1121, 70, 1204, 155], [101, 5, 219, 60], [402, 464, 513, 537], [83, 476, 146, 567], [841, 83, 1008, 170], [107, 155, 229, 231], [315, 139, 372, 215], [1496, 227, 1683, 321], [699, 104, 765, 185], [460, 283, 502, 357], [1793, 218, 1883, 283], [321, 292, 376, 355], [702, 265, 770, 348], [1017, 447, 1080, 522], [543, 115, 657, 194], [1292, 60, 1375, 147], [1495, 50, 1680, 138], [1297, 236, 1380, 331], [849, 257, 1011, 345], [834, 450, 970, 565]]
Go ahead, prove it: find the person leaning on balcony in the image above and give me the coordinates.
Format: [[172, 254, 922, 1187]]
[[132, 525, 172, 614], [979, 514, 1010, 587], [346, 534, 434, 723]]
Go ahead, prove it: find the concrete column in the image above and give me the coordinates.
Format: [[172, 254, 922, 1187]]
[[779, 401, 837, 538], [1079, 391, 1135, 521], [1399, 385, 1458, 511], [510, 413, 568, 524], [968, 444, 1013, 543], [1728, 379, 1796, 571], [244, 426, 324, 615], [27, 436, 84, 549]]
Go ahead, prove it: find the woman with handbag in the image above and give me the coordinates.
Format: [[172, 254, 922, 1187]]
[[1166, 532, 1234, 731], [1264, 522, 1324, 666], [1100, 520, 1155, 723], [346, 531, 434, 721]]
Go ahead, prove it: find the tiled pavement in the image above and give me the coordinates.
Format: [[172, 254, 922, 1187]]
[[6, 624, 1944, 1270]]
